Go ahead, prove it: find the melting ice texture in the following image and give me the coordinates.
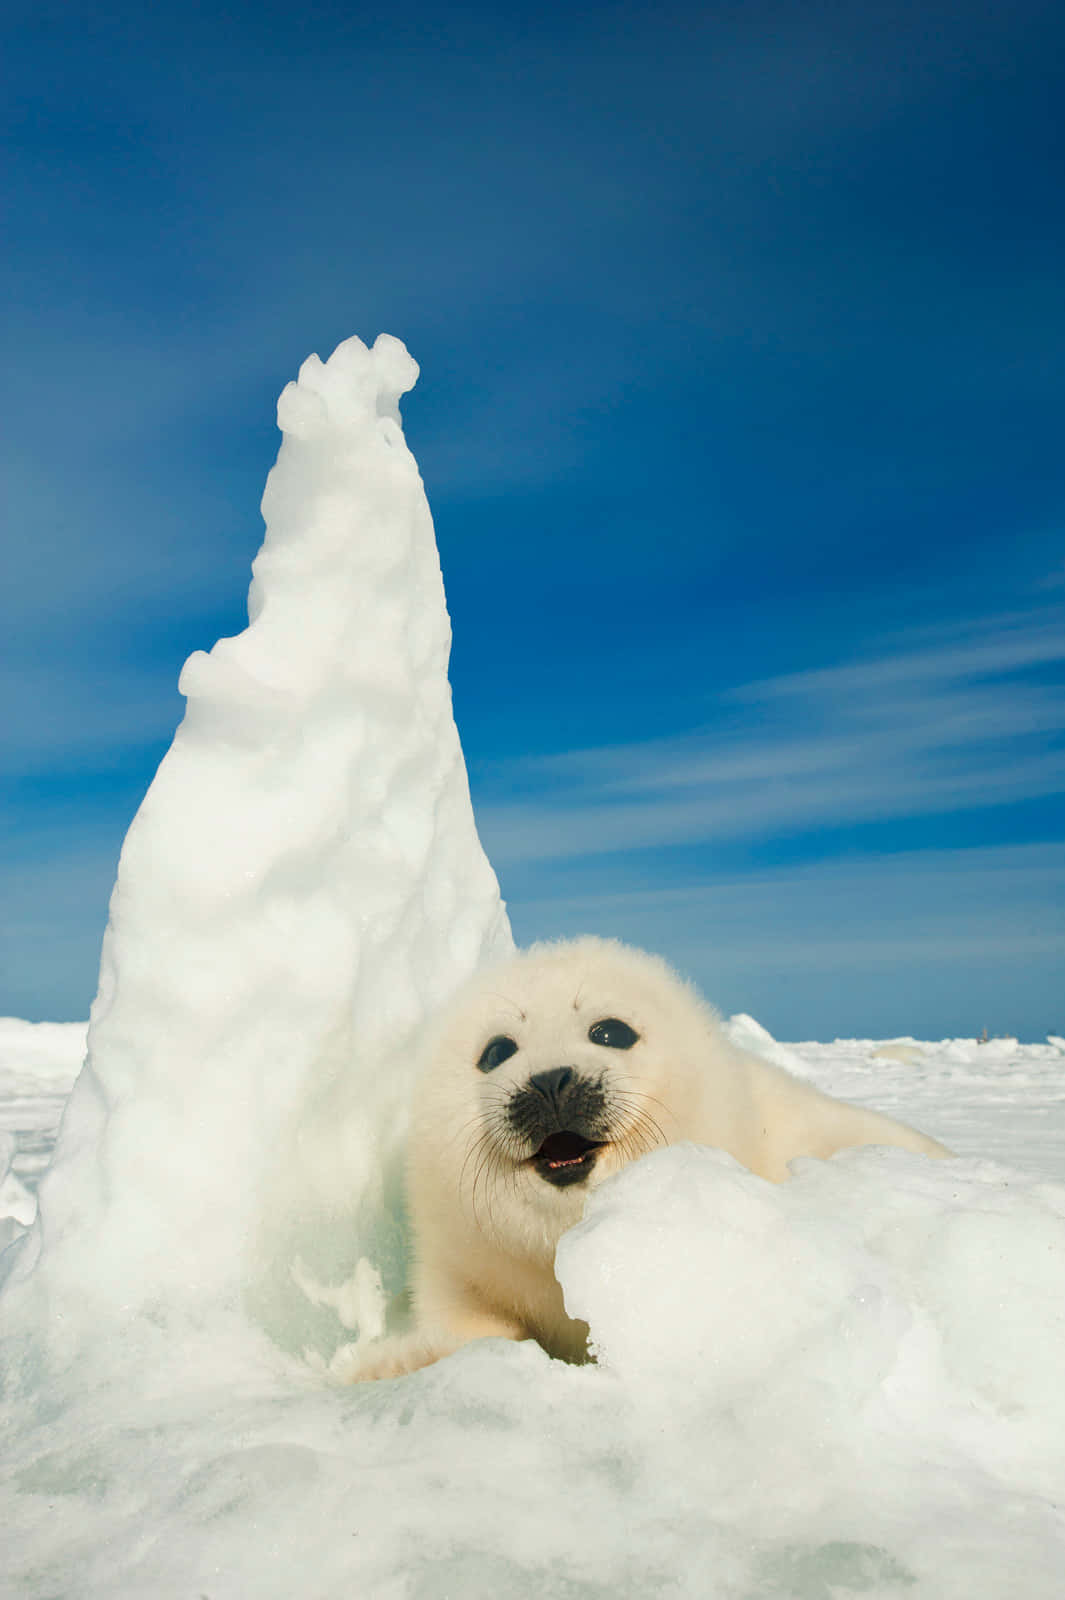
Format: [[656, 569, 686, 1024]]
[[3, 333, 1065, 1598]]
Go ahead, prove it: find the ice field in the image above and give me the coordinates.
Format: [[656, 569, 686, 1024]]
[[2, 335, 1064, 1599]]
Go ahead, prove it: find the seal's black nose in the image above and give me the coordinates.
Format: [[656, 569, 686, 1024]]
[[506, 1066, 607, 1152], [528, 1067, 576, 1108]]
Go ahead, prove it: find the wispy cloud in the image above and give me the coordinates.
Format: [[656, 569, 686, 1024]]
[[0, 658, 181, 776], [476, 604, 1065, 866], [504, 841, 1065, 1039]]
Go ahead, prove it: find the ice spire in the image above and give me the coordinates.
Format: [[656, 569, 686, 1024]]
[[10, 334, 512, 1360]]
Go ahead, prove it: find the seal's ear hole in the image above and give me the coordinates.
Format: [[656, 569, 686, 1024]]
[[588, 1018, 639, 1050], [477, 1035, 518, 1072]]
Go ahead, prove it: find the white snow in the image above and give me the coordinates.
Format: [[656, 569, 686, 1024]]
[[0, 1020, 84, 1259], [3, 333, 1065, 1598], [788, 1033, 1065, 1177], [2, 333, 510, 1363], [725, 1010, 817, 1078], [3, 1027, 1064, 1598]]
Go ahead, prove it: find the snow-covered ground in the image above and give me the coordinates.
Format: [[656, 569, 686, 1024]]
[[2, 335, 1063, 1599], [2, 1017, 1064, 1598], [789, 1032, 1065, 1179]]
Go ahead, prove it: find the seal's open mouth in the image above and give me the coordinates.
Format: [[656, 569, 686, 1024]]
[[530, 1131, 606, 1188]]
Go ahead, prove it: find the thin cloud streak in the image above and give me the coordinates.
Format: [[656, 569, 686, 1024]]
[[505, 842, 1065, 1037], [0, 660, 182, 774], [733, 612, 1065, 700], [477, 605, 1065, 865]]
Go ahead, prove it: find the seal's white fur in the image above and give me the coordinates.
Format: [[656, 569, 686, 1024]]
[[345, 937, 948, 1380]]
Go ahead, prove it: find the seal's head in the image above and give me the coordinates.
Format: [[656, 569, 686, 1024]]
[[410, 937, 720, 1250]]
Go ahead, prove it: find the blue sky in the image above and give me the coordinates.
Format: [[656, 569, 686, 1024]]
[[3, 0, 1063, 1036]]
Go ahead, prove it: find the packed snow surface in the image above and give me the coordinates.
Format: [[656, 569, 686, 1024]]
[[3, 333, 1064, 1597], [3, 1023, 1064, 1598]]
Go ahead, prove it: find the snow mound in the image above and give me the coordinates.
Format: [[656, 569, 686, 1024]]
[[2, 333, 511, 1366], [726, 1011, 816, 1078], [869, 1039, 926, 1065]]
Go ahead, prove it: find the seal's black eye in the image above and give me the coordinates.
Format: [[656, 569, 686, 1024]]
[[477, 1035, 518, 1072], [588, 1018, 639, 1050]]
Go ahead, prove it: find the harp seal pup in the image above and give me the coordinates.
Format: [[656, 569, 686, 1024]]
[[345, 936, 949, 1381]]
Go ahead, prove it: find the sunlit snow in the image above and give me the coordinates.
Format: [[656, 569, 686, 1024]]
[[2, 335, 1064, 1599]]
